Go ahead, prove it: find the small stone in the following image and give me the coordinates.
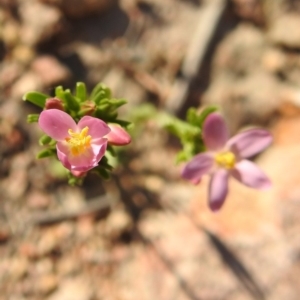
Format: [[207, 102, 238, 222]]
[[1, 20, 20, 47], [56, 186, 85, 212], [31, 55, 71, 87], [41, 0, 117, 18], [104, 209, 132, 238], [75, 43, 107, 68], [273, 117, 300, 146], [12, 44, 35, 64], [0, 229, 10, 243], [27, 190, 52, 209], [34, 258, 54, 276], [261, 47, 286, 73], [0, 123, 25, 155], [11, 71, 42, 99], [47, 277, 93, 300], [76, 216, 95, 240], [53, 222, 74, 240], [2, 170, 28, 200], [213, 23, 266, 75], [268, 14, 300, 49], [19, 1, 63, 46], [278, 86, 300, 116], [232, 0, 264, 25], [37, 230, 59, 256], [57, 256, 79, 276], [0, 62, 23, 90], [36, 274, 58, 295], [19, 242, 39, 259], [144, 175, 165, 193], [6, 257, 29, 280]]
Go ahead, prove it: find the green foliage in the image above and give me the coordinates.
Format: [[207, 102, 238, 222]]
[[63, 89, 80, 112], [24, 80, 216, 185], [23, 92, 49, 108], [90, 82, 111, 100], [76, 82, 87, 102], [24, 81, 132, 184], [38, 134, 53, 146], [188, 106, 218, 128], [27, 114, 40, 123], [67, 174, 84, 186], [130, 103, 218, 163], [36, 148, 56, 159]]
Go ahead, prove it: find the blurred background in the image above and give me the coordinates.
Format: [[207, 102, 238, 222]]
[[1, 0, 300, 299]]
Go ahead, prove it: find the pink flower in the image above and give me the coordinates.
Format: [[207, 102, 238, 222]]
[[105, 124, 131, 146], [182, 113, 272, 212], [38, 109, 110, 174]]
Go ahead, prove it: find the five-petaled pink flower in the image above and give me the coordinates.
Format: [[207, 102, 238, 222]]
[[39, 109, 110, 174], [182, 113, 272, 212]]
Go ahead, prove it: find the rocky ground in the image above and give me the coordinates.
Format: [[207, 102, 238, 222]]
[[1, 0, 300, 299]]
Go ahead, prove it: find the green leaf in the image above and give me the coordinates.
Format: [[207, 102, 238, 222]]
[[159, 112, 200, 140], [106, 112, 118, 121], [23, 92, 49, 108], [68, 175, 84, 186], [55, 86, 66, 101], [186, 107, 200, 127], [93, 92, 108, 105], [186, 106, 218, 128], [108, 98, 127, 108], [77, 107, 95, 117], [198, 106, 219, 128], [76, 82, 87, 102], [91, 82, 111, 100], [176, 151, 189, 163], [63, 89, 80, 112], [106, 144, 116, 157], [39, 135, 52, 146], [97, 102, 110, 111], [129, 103, 157, 123], [36, 149, 56, 159], [92, 167, 110, 180], [98, 156, 114, 171], [27, 114, 40, 123]]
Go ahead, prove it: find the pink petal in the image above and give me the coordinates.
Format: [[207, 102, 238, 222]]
[[208, 169, 229, 212], [71, 164, 98, 172], [92, 138, 107, 162], [231, 159, 271, 189], [56, 143, 71, 170], [39, 109, 76, 141], [190, 178, 201, 185], [56, 142, 93, 172], [227, 129, 272, 158], [71, 170, 87, 177], [56, 139, 107, 172], [203, 113, 229, 151], [181, 153, 214, 184], [78, 116, 110, 139], [106, 124, 131, 146], [67, 147, 97, 171]]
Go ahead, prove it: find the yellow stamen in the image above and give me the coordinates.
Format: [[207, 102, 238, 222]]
[[215, 151, 236, 169], [65, 126, 91, 156]]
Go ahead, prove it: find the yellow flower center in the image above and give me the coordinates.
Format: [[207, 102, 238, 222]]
[[215, 151, 236, 169], [65, 126, 91, 156]]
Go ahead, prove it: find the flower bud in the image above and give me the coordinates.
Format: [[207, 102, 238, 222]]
[[79, 100, 96, 116], [45, 97, 64, 111], [106, 124, 131, 146]]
